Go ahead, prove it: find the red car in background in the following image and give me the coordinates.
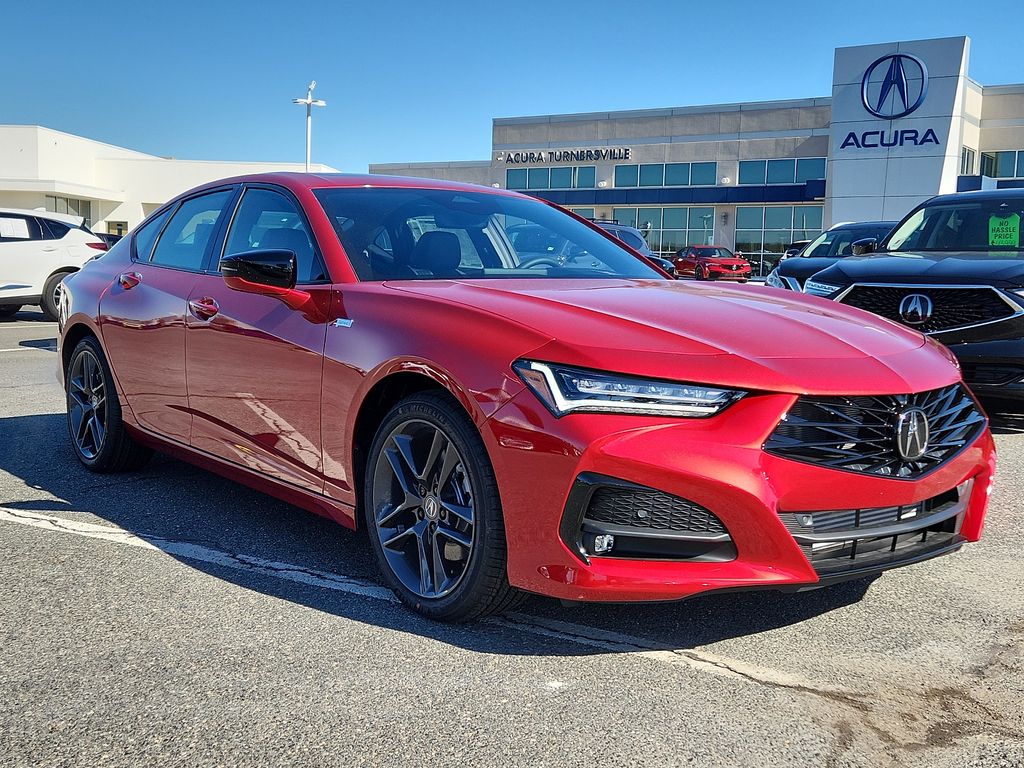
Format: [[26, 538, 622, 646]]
[[56, 173, 994, 622], [675, 245, 752, 281]]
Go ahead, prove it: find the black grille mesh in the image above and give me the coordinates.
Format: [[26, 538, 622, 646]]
[[585, 487, 726, 533], [765, 384, 986, 479], [839, 286, 1015, 333]]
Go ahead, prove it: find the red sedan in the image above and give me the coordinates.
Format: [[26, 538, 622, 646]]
[[57, 173, 994, 621], [675, 245, 752, 281]]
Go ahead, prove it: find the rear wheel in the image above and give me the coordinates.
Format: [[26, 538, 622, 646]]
[[41, 271, 72, 321], [364, 392, 522, 621], [66, 336, 152, 472], [0, 305, 20, 319]]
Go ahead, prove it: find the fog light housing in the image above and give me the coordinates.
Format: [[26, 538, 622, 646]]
[[592, 534, 615, 554]]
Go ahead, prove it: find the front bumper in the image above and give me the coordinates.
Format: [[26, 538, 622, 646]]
[[705, 266, 751, 280], [485, 389, 995, 602], [945, 338, 1024, 400]]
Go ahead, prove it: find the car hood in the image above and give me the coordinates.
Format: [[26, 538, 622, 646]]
[[778, 256, 841, 283], [814, 251, 1024, 287], [389, 279, 959, 396]]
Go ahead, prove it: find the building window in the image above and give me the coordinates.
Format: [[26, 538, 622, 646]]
[[739, 158, 826, 186], [639, 164, 664, 187], [613, 162, 717, 188], [45, 195, 93, 227], [614, 164, 639, 188], [575, 166, 596, 188], [980, 151, 1018, 178], [796, 158, 827, 183], [507, 165, 596, 190], [738, 161, 767, 185], [610, 206, 715, 256], [569, 207, 595, 219], [959, 148, 976, 175], [735, 205, 823, 277], [506, 168, 528, 190], [527, 168, 550, 190]]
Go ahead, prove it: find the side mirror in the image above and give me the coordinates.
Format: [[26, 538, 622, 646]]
[[221, 249, 297, 290], [850, 238, 877, 256]]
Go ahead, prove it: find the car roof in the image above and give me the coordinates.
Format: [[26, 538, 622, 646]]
[[922, 187, 1024, 205], [186, 171, 526, 200], [0, 207, 84, 226], [827, 220, 897, 230]]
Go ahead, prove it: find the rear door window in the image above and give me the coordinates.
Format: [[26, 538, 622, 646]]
[[150, 190, 233, 271], [0, 215, 42, 243]]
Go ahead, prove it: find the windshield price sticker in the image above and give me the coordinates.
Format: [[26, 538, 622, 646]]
[[989, 213, 1020, 247]]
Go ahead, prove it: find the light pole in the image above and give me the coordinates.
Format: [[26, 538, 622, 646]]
[[292, 80, 326, 172]]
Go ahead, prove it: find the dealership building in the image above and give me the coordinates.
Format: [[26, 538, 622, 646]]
[[0, 125, 336, 236], [371, 36, 1024, 276]]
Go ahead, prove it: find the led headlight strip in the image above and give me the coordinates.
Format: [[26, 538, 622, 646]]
[[513, 360, 745, 418]]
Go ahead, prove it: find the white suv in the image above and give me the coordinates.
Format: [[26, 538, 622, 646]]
[[0, 208, 107, 319]]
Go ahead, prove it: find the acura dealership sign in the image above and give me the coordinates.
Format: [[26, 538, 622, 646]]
[[839, 52, 940, 151], [498, 147, 631, 164]]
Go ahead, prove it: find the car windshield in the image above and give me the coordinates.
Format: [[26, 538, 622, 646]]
[[314, 188, 664, 281], [694, 247, 732, 258], [885, 198, 1024, 253], [802, 225, 893, 258]]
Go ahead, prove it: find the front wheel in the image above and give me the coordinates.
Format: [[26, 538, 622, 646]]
[[695, 265, 707, 280], [364, 392, 522, 621], [66, 336, 153, 472]]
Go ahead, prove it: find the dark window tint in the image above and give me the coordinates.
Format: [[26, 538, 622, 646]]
[[223, 188, 327, 282], [39, 218, 72, 240], [0, 215, 42, 242], [150, 191, 233, 270], [132, 208, 173, 262], [689, 162, 717, 186], [617, 229, 647, 251], [574, 166, 596, 188]]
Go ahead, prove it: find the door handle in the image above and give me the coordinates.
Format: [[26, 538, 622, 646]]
[[118, 272, 142, 289], [42, 246, 58, 252], [188, 296, 220, 320]]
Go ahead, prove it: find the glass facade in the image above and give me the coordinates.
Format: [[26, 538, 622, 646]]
[[980, 150, 1024, 178], [738, 158, 826, 185], [45, 195, 92, 227], [609, 206, 716, 255], [735, 205, 824, 277], [507, 166, 596, 190], [613, 162, 717, 187]]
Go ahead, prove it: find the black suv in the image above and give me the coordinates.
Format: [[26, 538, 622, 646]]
[[806, 189, 1024, 400], [767, 220, 895, 291]]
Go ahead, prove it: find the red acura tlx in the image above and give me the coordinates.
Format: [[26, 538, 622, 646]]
[[57, 173, 995, 621]]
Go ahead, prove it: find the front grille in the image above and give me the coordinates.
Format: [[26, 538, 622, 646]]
[[765, 384, 986, 479], [586, 486, 727, 533], [961, 363, 1024, 387], [838, 285, 1017, 333], [780, 484, 969, 577]]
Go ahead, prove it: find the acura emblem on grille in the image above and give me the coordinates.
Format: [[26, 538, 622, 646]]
[[898, 293, 933, 325], [895, 408, 930, 461]]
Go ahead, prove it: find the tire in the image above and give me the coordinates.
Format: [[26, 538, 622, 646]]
[[695, 265, 707, 281], [66, 336, 153, 473], [41, 271, 72, 321], [0, 305, 20, 319], [364, 391, 522, 621]]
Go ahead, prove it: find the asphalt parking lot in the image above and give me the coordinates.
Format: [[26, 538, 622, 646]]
[[1, 310, 1023, 768]]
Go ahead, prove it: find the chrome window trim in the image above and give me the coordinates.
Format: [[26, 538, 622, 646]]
[[832, 282, 1024, 335]]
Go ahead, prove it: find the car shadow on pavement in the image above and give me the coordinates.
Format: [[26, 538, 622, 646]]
[[2, 412, 878, 656]]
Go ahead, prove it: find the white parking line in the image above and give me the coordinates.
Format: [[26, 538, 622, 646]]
[[0, 506, 848, 694]]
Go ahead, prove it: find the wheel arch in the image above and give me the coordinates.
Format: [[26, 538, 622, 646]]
[[349, 364, 491, 530]]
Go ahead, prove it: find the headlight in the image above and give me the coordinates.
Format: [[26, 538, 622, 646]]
[[512, 360, 745, 417], [765, 270, 785, 289], [804, 280, 842, 298]]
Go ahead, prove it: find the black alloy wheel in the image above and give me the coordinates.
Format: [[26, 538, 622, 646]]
[[65, 336, 152, 472], [365, 392, 521, 621], [696, 264, 708, 280]]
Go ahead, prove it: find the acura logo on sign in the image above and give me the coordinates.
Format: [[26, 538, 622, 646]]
[[898, 293, 933, 325], [895, 408, 930, 461], [861, 53, 929, 119]]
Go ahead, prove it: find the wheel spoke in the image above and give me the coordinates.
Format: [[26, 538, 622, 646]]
[[420, 429, 446, 482], [90, 413, 105, 449], [384, 443, 418, 496], [381, 524, 417, 551], [440, 500, 473, 526], [431, 530, 446, 594], [415, 529, 431, 595], [436, 524, 472, 550], [377, 495, 419, 528], [435, 442, 460, 492], [76, 408, 92, 443], [69, 404, 87, 446]]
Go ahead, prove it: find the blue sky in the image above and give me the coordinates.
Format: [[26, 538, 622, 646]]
[[3, 0, 1023, 172]]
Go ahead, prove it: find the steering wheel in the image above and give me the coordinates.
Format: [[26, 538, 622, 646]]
[[517, 255, 563, 269]]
